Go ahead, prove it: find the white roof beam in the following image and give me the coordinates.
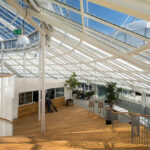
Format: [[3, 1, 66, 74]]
[[7, 0, 43, 33], [46, 0, 149, 42], [51, 30, 150, 72], [53, 28, 133, 54], [6, 54, 38, 77], [128, 42, 150, 55], [80, 0, 85, 33], [88, 0, 150, 22], [29, 8, 150, 70]]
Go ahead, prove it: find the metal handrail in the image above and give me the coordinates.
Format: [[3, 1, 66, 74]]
[[103, 106, 150, 148]]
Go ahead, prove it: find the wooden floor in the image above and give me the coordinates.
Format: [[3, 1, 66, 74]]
[[0, 105, 148, 150]]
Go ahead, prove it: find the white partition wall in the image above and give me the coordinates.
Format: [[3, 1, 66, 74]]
[[13, 78, 65, 119], [0, 74, 14, 136]]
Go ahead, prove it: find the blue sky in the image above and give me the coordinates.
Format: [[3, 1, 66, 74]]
[[56, 0, 137, 35]]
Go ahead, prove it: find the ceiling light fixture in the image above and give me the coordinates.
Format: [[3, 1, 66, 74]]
[[17, 34, 30, 46], [16, 3, 30, 47]]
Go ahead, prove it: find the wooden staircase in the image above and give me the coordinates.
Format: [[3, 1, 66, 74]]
[[0, 105, 148, 150]]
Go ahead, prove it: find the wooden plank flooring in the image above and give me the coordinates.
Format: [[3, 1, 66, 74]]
[[0, 105, 148, 150]]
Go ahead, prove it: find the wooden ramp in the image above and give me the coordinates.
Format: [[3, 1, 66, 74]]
[[0, 105, 148, 150]]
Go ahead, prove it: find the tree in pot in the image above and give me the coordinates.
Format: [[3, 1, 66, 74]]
[[105, 82, 119, 125], [105, 82, 119, 109], [65, 72, 79, 106]]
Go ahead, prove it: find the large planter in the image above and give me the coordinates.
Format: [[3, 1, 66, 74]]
[[66, 99, 73, 106]]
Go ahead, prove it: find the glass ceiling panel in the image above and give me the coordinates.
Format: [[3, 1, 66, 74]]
[[35, 0, 82, 24], [45, 59, 54, 64], [107, 60, 128, 71], [85, 17, 115, 35], [76, 64, 92, 70], [74, 49, 93, 61], [64, 65, 78, 70], [133, 54, 150, 65], [54, 27, 80, 44], [35, 0, 148, 49], [49, 46, 63, 54], [1, 0, 150, 92], [139, 74, 150, 80], [83, 0, 134, 27], [63, 55, 78, 63], [85, 17, 144, 48], [116, 58, 143, 71], [50, 65, 65, 70], [56, 0, 80, 10], [84, 0, 150, 38], [81, 41, 112, 57], [0, 2, 35, 41], [132, 73, 150, 82], [52, 57, 66, 64]]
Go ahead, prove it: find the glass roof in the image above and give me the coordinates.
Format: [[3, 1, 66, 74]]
[[0, 0, 150, 94]]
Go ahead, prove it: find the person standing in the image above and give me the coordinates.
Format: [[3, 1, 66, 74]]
[[46, 97, 53, 113]]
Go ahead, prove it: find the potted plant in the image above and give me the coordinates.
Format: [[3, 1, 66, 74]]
[[85, 91, 95, 100], [105, 82, 119, 125], [65, 72, 79, 106], [105, 82, 119, 109]]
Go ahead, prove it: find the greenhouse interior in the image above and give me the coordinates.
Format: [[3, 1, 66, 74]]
[[1, 0, 150, 149]]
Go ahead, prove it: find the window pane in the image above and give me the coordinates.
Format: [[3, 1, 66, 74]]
[[19, 93, 24, 105], [47, 88, 55, 99], [24, 92, 32, 104], [56, 87, 64, 97], [19, 92, 32, 105]]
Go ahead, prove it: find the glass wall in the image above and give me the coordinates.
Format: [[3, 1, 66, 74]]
[[119, 89, 142, 104], [19, 87, 64, 106], [47, 88, 55, 99], [79, 82, 93, 91], [146, 94, 150, 106], [97, 85, 107, 97], [19, 92, 32, 105], [56, 87, 64, 97]]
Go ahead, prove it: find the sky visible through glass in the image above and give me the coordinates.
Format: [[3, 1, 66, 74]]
[[56, 0, 139, 35]]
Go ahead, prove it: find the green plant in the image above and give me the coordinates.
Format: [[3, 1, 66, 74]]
[[105, 82, 119, 109], [85, 91, 95, 99], [65, 72, 80, 99]]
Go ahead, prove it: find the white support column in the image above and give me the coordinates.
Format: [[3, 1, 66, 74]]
[[23, 50, 26, 79], [41, 34, 45, 133], [38, 50, 41, 121]]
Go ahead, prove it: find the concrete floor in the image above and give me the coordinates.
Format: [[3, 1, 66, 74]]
[[0, 102, 148, 150]]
